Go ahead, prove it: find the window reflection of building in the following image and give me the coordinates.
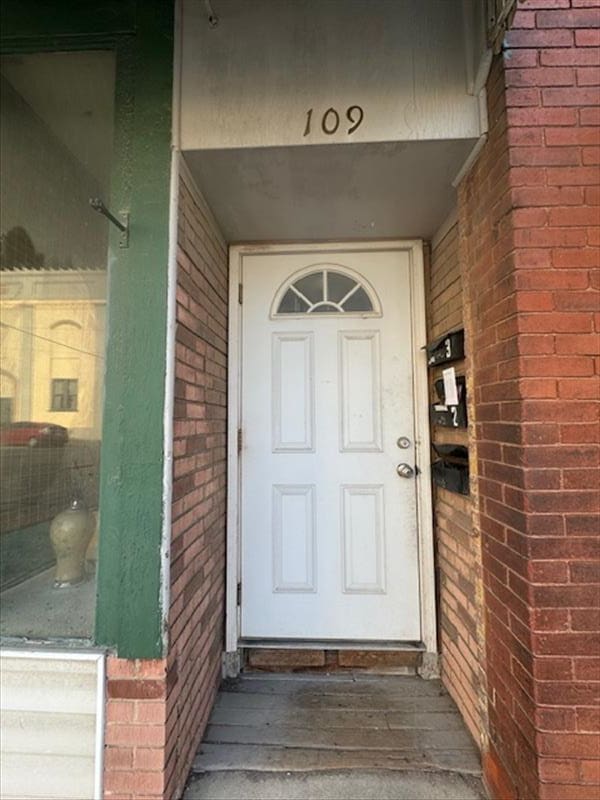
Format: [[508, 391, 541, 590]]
[[0, 371, 16, 424], [0, 50, 114, 642], [0, 270, 105, 439]]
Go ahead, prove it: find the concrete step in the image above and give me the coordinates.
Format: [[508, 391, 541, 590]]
[[184, 769, 487, 800]]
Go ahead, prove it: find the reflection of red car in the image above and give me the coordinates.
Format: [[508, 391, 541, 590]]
[[0, 422, 68, 447]]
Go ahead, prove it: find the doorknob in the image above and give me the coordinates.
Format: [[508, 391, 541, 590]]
[[396, 463, 415, 479]]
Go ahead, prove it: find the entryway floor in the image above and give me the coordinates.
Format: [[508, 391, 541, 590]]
[[184, 672, 486, 800]]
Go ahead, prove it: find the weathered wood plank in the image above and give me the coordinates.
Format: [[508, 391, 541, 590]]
[[215, 692, 457, 713], [204, 723, 475, 752], [210, 707, 389, 730], [385, 712, 468, 731], [193, 743, 481, 775], [222, 676, 444, 698], [210, 707, 466, 732]]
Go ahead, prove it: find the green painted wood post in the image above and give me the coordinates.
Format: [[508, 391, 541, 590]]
[[95, 3, 174, 659]]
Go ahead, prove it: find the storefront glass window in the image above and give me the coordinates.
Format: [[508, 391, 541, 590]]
[[0, 51, 115, 639]]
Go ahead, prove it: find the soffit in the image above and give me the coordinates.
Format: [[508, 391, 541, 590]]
[[183, 138, 475, 242]]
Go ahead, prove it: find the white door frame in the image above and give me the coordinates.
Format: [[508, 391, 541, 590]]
[[225, 241, 436, 659]]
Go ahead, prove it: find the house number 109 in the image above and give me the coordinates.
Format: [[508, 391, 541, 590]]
[[303, 106, 364, 137]]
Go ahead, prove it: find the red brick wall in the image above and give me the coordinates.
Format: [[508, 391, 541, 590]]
[[103, 158, 228, 800], [165, 157, 228, 799], [458, 3, 600, 798], [104, 658, 169, 800], [426, 225, 488, 749]]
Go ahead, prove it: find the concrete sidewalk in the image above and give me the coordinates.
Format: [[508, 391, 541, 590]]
[[183, 672, 486, 800], [185, 769, 485, 799]]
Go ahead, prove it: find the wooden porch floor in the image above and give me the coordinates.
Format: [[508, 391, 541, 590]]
[[184, 672, 486, 799]]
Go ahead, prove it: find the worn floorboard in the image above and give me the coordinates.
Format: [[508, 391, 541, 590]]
[[209, 707, 467, 731], [204, 723, 475, 752], [193, 742, 482, 774], [215, 690, 458, 712], [221, 675, 444, 696]]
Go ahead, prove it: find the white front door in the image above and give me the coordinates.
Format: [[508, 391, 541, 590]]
[[239, 244, 422, 641]]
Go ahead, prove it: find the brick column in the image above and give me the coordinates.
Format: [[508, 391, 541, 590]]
[[458, 3, 599, 799], [104, 658, 169, 799]]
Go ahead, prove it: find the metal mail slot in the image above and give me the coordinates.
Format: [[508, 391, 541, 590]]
[[430, 375, 467, 429], [434, 375, 466, 406], [427, 328, 465, 367], [432, 442, 469, 461], [431, 459, 470, 495]]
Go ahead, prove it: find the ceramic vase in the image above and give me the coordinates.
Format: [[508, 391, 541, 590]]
[[49, 499, 95, 588]]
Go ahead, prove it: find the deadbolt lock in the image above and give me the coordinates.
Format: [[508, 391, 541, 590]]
[[397, 436, 411, 449]]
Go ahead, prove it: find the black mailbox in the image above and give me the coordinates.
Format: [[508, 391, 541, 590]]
[[431, 443, 470, 495], [433, 443, 469, 461], [430, 375, 467, 428], [432, 460, 470, 495], [427, 329, 465, 367]]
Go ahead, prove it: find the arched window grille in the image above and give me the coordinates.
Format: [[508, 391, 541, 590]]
[[274, 268, 379, 316]]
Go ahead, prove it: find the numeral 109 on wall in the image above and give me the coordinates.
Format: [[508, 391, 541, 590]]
[[303, 106, 364, 137]]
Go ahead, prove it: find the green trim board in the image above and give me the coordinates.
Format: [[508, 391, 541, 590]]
[[0, 2, 136, 47], [1, 1, 175, 658]]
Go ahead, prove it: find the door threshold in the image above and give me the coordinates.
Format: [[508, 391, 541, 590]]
[[239, 638, 426, 651]]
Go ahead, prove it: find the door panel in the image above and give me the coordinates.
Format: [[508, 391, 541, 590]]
[[341, 484, 385, 594], [272, 484, 316, 593], [339, 330, 382, 451], [240, 247, 421, 641], [272, 333, 315, 452]]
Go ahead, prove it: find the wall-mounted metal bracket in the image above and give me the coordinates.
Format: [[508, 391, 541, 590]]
[[204, 0, 219, 28], [89, 197, 129, 248]]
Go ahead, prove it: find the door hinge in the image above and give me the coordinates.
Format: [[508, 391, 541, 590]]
[[237, 427, 243, 454], [237, 582, 242, 606], [238, 283, 243, 304]]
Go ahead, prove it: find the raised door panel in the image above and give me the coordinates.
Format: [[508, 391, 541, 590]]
[[338, 331, 382, 452], [272, 484, 316, 593], [272, 332, 315, 452], [341, 484, 386, 594]]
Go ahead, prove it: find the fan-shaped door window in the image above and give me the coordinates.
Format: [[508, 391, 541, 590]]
[[274, 268, 378, 316]]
